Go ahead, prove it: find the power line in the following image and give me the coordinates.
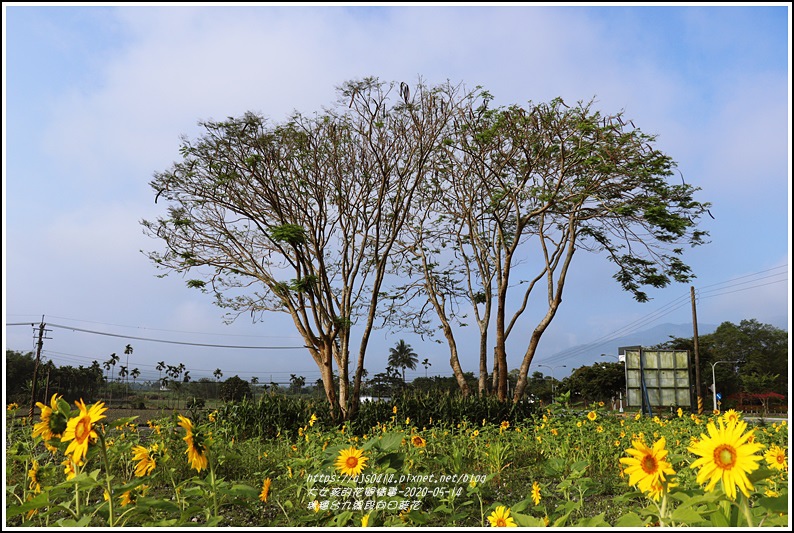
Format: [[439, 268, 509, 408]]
[[43, 314, 302, 340], [697, 265, 787, 290], [538, 264, 788, 366], [697, 278, 788, 299], [38, 323, 308, 350]]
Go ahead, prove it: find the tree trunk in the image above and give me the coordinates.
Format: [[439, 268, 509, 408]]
[[494, 286, 509, 401], [447, 331, 470, 397], [478, 331, 489, 397]]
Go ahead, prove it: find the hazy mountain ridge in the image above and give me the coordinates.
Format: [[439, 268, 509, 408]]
[[544, 322, 719, 376]]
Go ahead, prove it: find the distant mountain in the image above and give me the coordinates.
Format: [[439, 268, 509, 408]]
[[543, 322, 718, 377]]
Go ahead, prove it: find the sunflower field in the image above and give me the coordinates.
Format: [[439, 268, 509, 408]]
[[4, 392, 790, 528]]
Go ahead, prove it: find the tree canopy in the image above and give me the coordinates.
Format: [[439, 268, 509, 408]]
[[143, 77, 710, 417], [660, 319, 788, 403]]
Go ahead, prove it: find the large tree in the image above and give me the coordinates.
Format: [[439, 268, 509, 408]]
[[143, 77, 462, 420], [400, 93, 710, 401]]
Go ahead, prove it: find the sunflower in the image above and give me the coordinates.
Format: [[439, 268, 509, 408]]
[[309, 414, 318, 427], [531, 481, 542, 505], [721, 409, 741, 427], [411, 435, 426, 448], [764, 445, 787, 471], [131, 444, 157, 477], [7, 402, 20, 411], [587, 411, 598, 422], [119, 490, 134, 507], [28, 460, 41, 493], [334, 446, 368, 477], [177, 415, 208, 472], [62, 458, 80, 481], [619, 437, 676, 496], [500, 421, 510, 433], [688, 418, 764, 500], [361, 513, 370, 527], [487, 505, 517, 527], [61, 399, 107, 463], [259, 477, 272, 503], [32, 393, 68, 442]]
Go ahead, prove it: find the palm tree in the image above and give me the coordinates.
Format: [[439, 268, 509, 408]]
[[213, 368, 223, 400], [251, 376, 259, 400], [108, 353, 119, 382], [156, 361, 166, 387], [388, 339, 419, 383], [119, 365, 128, 401], [131, 368, 141, 393], [124, 344, 133, 398], [421, 358, 431, 378], [106, 353, 119, 402]]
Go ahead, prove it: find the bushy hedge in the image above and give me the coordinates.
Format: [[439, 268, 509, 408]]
[[216, 389, 541, 440]]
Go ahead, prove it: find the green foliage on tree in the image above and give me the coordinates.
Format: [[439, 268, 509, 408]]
[[5, 350, 106, 405], [561, 362, 625, 407], [660, 319, 788, 403], [5, 350, 36, 404], [220, 375, 252, 403], [387, 340, 419, 382]]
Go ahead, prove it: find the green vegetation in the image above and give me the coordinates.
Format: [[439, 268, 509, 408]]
[[6, 392, 788, 527]]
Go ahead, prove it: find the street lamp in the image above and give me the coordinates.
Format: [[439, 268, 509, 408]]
[[537, 364, 567, 395], [600, 354, 625, 413], [711, 360, 741, 413]]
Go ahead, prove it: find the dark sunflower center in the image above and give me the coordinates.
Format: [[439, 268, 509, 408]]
[[641, 455, 658, 474], [346, 456, 359, 468], [51, 413, 68, 436]]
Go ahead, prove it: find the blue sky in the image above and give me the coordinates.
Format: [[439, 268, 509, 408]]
[[3, 4, 790, 387]]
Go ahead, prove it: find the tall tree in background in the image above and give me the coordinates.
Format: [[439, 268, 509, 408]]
[[387, 339, 419, 383], [144, 77, 462, 421], [124, 344, 133, 399], [662, 319, 788, 399], [156, 361, 166, 389]]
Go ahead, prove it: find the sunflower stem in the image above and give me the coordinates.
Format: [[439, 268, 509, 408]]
[[738, 493, 754, 527], [97, 429, 115, 526], [209, 453, 219, 519], [659, 492, 668, 526]]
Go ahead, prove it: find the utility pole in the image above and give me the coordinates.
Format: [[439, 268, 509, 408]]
[[28, 318, 47, 420], [691, 286, 703, 414]]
